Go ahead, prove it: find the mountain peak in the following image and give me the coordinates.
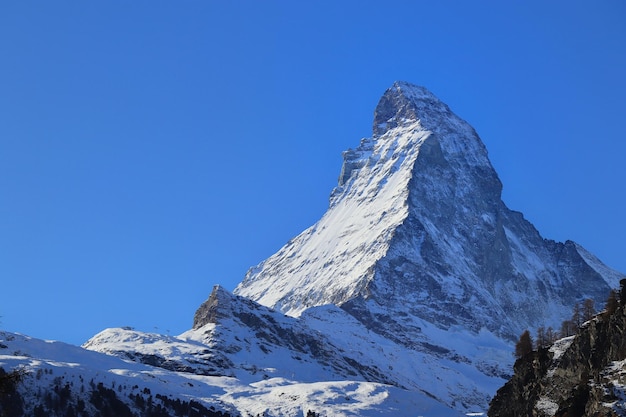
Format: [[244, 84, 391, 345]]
[[232, 82, 624, 412], [192, 284, 232, 329], [373, 81, 452, 136]]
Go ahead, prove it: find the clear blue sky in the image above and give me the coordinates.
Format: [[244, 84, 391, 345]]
[[1, 1, 625, 346]]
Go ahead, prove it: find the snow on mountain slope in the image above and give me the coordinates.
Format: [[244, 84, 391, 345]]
[[300, 303, 512, 410], [1, 330, 454, 416], [0, 330, 237, 416], [86, 285, 396, 386], [236, 122, 430, 316], [84, 284, 506, 413], [87, 286, 507, 410]]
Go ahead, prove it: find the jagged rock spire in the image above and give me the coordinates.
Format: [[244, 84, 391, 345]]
[[193, 285, 231, 329], [373, 81, 453, 136]]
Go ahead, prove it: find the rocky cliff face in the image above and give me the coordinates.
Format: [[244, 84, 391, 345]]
[[489, 292, 626, 417]]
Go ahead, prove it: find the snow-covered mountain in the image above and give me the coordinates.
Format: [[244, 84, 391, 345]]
[[2, 328, 449, 417], [232, 81, 624, 409], [235, 81, 622, 340], [2, 82, 624, 416]]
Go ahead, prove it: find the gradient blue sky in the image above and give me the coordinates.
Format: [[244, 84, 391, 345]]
[[1, 1, 625, 346]]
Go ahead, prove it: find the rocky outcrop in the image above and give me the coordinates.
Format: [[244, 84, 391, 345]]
[[193, 284, 232, 329], [489, 292, 626, 417]]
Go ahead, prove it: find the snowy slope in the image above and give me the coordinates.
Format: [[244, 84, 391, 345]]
[[86, 285, 395, 386], [0, 330, 237, 416], [85, 286, 508, 413], [236, 124, 430, 316], [1, 329, 455, 417]]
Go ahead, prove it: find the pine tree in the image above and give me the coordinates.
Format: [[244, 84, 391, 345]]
[[0, 366, 26, 394], [620, 279, 626, 303], [605, 289, 619, 316], [515, 330, 533, 358], [572, 302, 582, 328], [582, 298, 595, 322], [560, 319, 576, 337], [545, 327, 556, 345], [535, 326, 548, 350], [0, 367, 26, 416]]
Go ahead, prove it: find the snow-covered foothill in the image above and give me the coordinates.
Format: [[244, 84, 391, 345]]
[[1, 330, 457, 416]]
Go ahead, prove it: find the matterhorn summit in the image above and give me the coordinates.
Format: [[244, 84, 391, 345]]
[[235, 81, 622, 341], [237, 82, 498, 316]]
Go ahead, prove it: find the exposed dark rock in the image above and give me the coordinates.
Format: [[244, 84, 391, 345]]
[[193, 285, 231, 329], [373, 81, 454, 136], [489, 299, 626, 416]]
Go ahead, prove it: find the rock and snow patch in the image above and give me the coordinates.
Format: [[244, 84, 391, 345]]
[[549, 336, 575, 362], [536, 397, 560, 416]]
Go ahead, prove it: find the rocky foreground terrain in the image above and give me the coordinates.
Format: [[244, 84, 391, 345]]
[[489, 285, 626, 416]]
